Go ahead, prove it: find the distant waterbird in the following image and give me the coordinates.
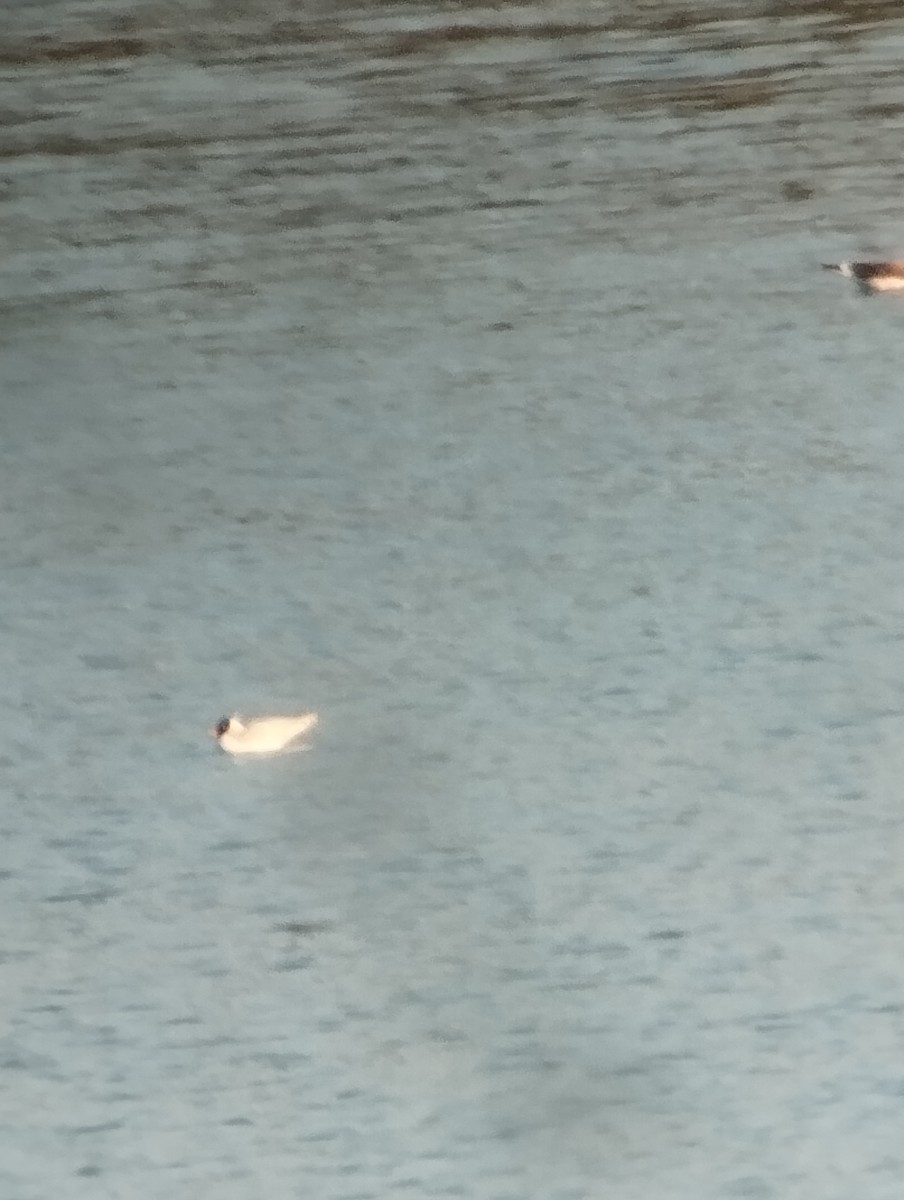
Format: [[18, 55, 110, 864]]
[[822, 260, 904, 294], [212, 711, 319, 756]]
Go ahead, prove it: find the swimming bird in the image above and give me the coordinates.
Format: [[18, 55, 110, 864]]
[[212, 711, 319, 756], [822, 260, 904, 294]]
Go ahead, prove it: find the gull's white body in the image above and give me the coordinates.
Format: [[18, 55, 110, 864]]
[[213, 712, 319, 756]]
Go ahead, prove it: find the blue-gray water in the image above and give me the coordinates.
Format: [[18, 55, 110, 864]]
[[4, 3, 904, 1196]]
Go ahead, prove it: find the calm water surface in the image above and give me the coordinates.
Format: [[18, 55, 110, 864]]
[[4, 2, 904, 1197]]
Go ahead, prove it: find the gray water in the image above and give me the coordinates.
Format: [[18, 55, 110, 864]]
[[4, 2, 904, 1196]]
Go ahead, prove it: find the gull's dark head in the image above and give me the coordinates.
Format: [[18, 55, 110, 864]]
[[214, 716, 231, 738]]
